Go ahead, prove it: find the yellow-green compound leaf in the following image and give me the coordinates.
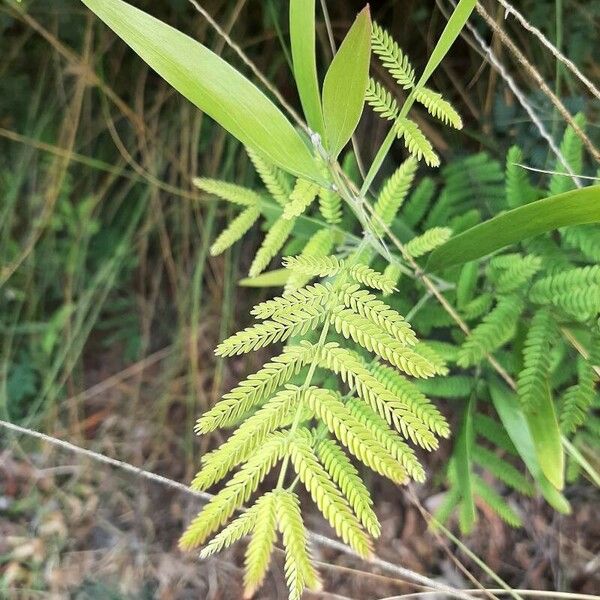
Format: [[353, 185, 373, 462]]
[[194, 177, 262, 207], [244, 493, 278, 599], [414, 87, 463, 129], [275, 490, 322, 600], [322, 6, 371, 158], [284, 179, 320, 219], [394, 118, 440, 167], [290, 0, 324, 135], [249, 216, 296, 277], [82, 0, 324, 184], [210, 205, 261, 256], [427, 185, 600, 271]]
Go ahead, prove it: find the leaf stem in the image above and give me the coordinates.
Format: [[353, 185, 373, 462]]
[[275, 315, 332, 489]]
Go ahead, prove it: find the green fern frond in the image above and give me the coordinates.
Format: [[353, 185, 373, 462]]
[[365, 78, 399, 121], [194, 177, 262, 206], [548, 113, 585, 196], [199, 499, 259, 559], [246, 147, 291, 206], [505, 146, 537, 208], [193, 390, 301, 491], [210, 204, 262, 256], [414, 87, 462, 129], [196, 344, 314, 433], [244, 492, 278, 598], [403, 177, 436, 227], [332, 308, 436, 378], [472, 446, 535, 496], [562, 225, 600, 262], [472, 475, 522, 527], [319, 344, 443, 449], [180, 432, 288, 550], [517, 308, 557, 412], [529, 266, 600, 318], [395, 118, 440, 167], [371, 22, 416, 89], [405, 227, 452, 258], [315, 438, 381, 535], [305, 387, 407, 483], [276, 490, 321, 600], [416, 375, 474, 399], [249, 216, 296, 277], [216, 305, 328, 357], [251, 284, 333, 320], [290, 429, 373, 557], [561, 336, 600, 432], [284, 178, 319, 219], [487, 254, 542, 293], [337, 283, 417, 345], [374, 158, 418, 229], [346, 398, 426, 481], [461, 293, 494, 321], [457, 296, 525, 367]]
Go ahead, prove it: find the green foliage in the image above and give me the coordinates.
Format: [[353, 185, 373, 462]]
[[458, 296, 525, 367], [395, 117, 440, 167], [81, 2, 600, 597], [517, 308, 557, 412], [371, 23, 415, 89]]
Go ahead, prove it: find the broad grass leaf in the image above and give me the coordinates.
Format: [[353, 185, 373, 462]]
[[427, 185, 600, 271], [82, 0, 324, 183], [290, 0, 324, 135], [490, 380, 570, 510], [322, 6, 371, 158]]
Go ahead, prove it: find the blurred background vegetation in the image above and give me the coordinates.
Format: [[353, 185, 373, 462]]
[[0, 0, 598, 597]]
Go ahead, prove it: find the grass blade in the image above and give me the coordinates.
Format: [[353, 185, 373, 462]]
[[490, 380, 570, 508], [417, 0, 478, 87], [322, 6, 371, 158], [290, 0, 324, 136], [427, 185, 600, 271], [81, 0, 324, 183]]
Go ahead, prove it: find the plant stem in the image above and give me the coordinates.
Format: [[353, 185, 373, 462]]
[[360, 89, 418, 195], [275, 315, 332, 489]]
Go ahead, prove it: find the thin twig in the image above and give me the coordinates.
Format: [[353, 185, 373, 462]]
[[185, 0, 308, 133], [494, 0, 600, 102], [0, 418, 476, 600], [475, 3, 600, 165]]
